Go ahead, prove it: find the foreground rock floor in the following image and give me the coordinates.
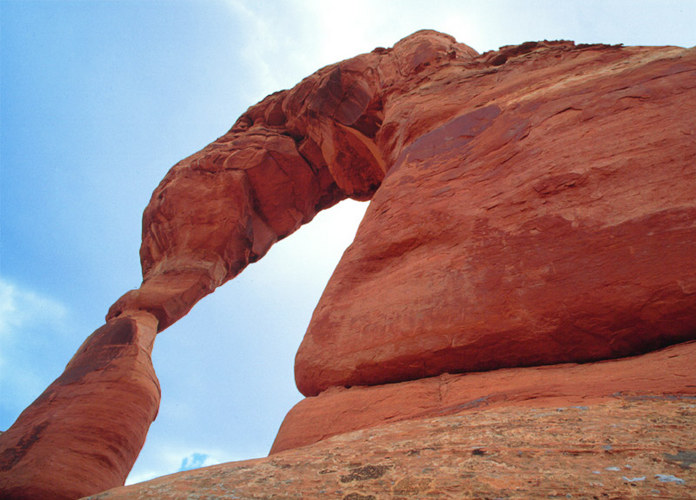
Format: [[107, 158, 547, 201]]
[[90, 397, 695, 499]]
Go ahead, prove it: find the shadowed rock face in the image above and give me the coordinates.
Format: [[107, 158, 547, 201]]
[[1, 30, 695, 499], [274, 340, 696, 454]]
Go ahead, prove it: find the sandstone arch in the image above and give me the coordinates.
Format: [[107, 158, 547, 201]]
[[1, 30, 695, 499]]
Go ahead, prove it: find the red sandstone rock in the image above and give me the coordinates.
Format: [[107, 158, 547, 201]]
[[89, 397, 696, 499], [274, 340, 696, 453], [102, 30, 696, 398], [294, 38, 696, 396], [105, 31, 695, 396], [0, 312, 160, 500], [106, 31, 477, 331]]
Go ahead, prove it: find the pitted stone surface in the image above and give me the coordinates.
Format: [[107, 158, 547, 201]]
[[88, 398, 696, 499]]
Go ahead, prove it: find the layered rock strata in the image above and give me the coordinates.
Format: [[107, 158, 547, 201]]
[[1, 30, 695, 499], [274, 340, 696, 454]]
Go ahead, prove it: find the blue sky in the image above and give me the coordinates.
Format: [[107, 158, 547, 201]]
[[2, 0, 695, 485]]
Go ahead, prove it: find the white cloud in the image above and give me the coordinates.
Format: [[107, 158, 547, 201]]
[[304, 0, 488, 57], [126, 447, 242, 486], [0, 277, 70, 382], [0, 277, 68, 340], [179, 452, 213, 471], [217, 1, 505, 109], [220, 0, 302, 102], [224, 1, 276, 86], [302, 0, 378, 62], [0, 278, 72, 424]]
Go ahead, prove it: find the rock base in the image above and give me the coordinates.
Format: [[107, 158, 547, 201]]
[[89, 396, 695, 499], [274, 340, 696, 453]]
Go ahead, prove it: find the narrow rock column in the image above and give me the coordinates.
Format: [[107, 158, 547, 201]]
[[0, 312, 160, 500]]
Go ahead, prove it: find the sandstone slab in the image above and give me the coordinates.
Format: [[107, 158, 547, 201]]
[[88, 397, 696, 499], [274, 340, 696, 453]]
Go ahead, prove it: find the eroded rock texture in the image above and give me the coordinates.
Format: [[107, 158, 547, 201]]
[[105, 31, 478, 332], [90, 397, 696, 499], [103, 32, 696, 397], [1, 30, 695, 499]]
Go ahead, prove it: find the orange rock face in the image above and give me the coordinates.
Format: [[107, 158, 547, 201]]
[[294, 38, 696, 396], [105, 30, 695, 398], [274, 340, 696, 453], [2, 30, 695, 499]]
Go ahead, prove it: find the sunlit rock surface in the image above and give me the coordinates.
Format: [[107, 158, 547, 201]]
[[294, 37, 696, 396], [274, 341, 696, 454]]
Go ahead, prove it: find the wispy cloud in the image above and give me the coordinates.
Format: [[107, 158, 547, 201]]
[[220, 0, 380, 100], [0, 277, 68, 340], [219, 0, 290, 102], [0, 277, 70, 380], [0, 277, 72, 426], [219, 0, 490, 105]]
